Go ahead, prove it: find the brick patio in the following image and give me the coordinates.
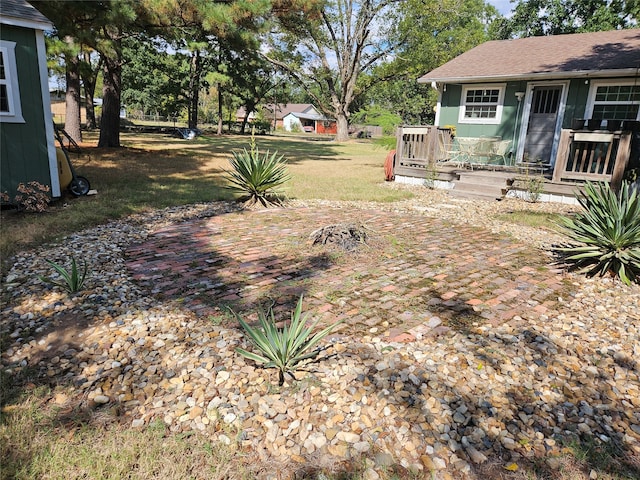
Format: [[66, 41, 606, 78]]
[[125, 206, 570, 341]]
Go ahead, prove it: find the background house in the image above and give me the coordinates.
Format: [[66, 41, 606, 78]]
[[50, 88, 88, 125], [419, 29, 640, 169], [0, 0, 58, 199], [265, 103, 337, 134]]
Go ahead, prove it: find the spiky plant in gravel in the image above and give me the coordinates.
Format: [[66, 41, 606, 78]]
[[224, 134, 290, 207], [39, 257, 89, 293], [232, 296, 342, 385], [556, 181, 640, 285]]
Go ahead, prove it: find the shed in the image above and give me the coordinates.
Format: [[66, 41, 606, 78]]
[[0, 0, 58, 200]]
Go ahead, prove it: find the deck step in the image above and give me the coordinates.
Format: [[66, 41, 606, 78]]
[[509, 178, 584, 197], [449, 170, 511, 200], [456, 171, 515, 186], [449, 182, 505, 201]]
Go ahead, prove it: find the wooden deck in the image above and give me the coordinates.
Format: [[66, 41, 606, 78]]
[[395, 125, 636, 199], [552, 129, 632, 191]]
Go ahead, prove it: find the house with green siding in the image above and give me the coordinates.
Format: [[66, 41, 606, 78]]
[[1, 0, 58, 200], [418, 29, 640, 168], [393, 30, 640, 198]]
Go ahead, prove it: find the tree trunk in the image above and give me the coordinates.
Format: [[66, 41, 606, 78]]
[[240, 100, 257, 135], [240, 112, 250, 134], [217, 85, 223, 135], [98, 56, 121, 148], [64, 53, 82, 143], [335, 112, 349, 142], [82, 51, 98, 130], [84, 85, 97, 130], [188, 51, 201, 130]]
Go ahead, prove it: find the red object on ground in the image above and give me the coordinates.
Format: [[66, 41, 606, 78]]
[[384, 149, 396, 181]]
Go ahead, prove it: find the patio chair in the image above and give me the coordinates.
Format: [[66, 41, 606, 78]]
[[440, 138, 469, 167], [491, 140, 513, 165]]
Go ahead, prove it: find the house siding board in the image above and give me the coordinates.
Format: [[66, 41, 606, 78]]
[[0, 24, 51, 198], [562, 79, 590, 128], [437, 85, 461, 128]]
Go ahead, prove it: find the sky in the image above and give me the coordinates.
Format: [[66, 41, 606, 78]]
[[490, 0, 513, 16]]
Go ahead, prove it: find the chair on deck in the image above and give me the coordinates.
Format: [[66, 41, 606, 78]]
[[491, 140, 513, 165], [439, 138, 465, 167]]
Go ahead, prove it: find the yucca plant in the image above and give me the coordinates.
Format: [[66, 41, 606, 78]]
[[556, 181, 640, 285], [39, 257, 89, 293], [224, 134, 290, 207], [232, 296, 343, 385]]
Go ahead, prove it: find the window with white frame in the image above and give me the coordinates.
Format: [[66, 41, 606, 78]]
[[589, 81, 640, 121], [0, 41, 24, 123], [459, 85, 505, 124]]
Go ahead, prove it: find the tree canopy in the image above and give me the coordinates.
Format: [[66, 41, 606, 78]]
[[263, 0, 403, 141], [495, 0, 638, 38], [39, 0, 639, 146]]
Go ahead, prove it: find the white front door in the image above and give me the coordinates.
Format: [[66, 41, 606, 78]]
[[523, 86, 563, 163]]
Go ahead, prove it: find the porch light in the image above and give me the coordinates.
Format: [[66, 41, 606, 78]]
[[515, 91, 525, 101]]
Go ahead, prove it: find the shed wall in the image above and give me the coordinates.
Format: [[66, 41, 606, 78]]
[[0, 24, 52, 198]]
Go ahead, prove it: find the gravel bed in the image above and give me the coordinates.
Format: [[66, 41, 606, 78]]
[[2, 186, 639, 479]]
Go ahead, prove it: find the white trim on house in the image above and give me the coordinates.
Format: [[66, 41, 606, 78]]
[[432, 82, 443, 127], [458, 84, 505, 125], [584, 78, 640, 124], [0, 15, 52, 32], [0, 40, 25, 123], [516, 80, 570, 166], [35, 30, 59, 196]]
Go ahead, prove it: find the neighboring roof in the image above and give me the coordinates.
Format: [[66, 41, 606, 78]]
[[265, 103, 316, 119], [419, 29, 640, 84], [284, 112, 334, 122], [235, 107, 256, 119], [0, 0, 52, 30]]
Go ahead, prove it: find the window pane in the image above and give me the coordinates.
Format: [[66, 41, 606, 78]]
[[593, 104, 639, 120], [463, 87, 501, 121], [466, 89, 499, 104], [0, 51, 5, 80], [0, 84, 9, 112], [464, 105, 497, 118], [595, 84, 640, 102]]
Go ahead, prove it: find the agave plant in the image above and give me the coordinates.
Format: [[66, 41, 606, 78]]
[[232, 296, 343, 385], [556, 181, 640, 285], [224, 135, 290, 207], [39, 257, 89, 293]]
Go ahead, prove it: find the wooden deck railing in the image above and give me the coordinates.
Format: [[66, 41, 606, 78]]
[[394, 126, 452, 177], [552, 129, 632, 191]]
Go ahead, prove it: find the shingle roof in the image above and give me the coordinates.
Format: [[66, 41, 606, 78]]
[[0, 0, 51, 27], [287, 112, 334, 122], [265, 103, 316, 119], [419, 29, 640, 84]]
